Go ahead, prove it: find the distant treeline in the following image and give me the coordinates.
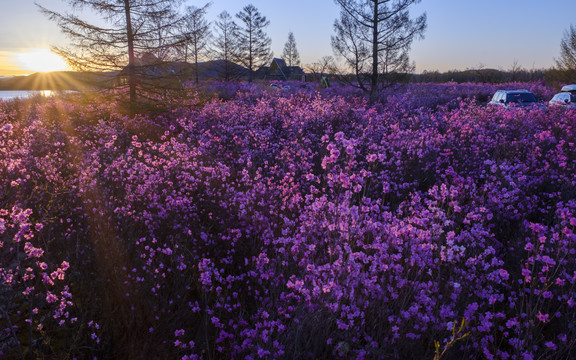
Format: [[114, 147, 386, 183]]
[[411, 68, 576, 86], [4, 66, 576, 92]]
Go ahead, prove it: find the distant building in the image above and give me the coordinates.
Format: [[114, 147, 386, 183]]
[[264, 58, 306, 81]]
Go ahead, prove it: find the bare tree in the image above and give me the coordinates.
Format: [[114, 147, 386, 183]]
[[282, 32, 300, 67], [305, 56, 340, 85], [181, 4, 212, 84], [332, 10, 370, 90], [235, 4, 272, 82], [509, 59, 523, 82], [212, 11, 241, 81], [38, 0, 185, 106], [555, 25, 576, 81], [146, 4, 184, 62], [332, 0, 426, 100], [306, 56, 338, 76]]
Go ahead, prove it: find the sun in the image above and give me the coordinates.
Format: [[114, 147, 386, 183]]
[[15, 48, 69, 73]]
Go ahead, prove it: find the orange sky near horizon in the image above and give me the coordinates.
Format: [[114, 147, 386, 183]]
[[0, 51, 32, 77], [3, 0, 576, 76], [0, 49, 70, 77]]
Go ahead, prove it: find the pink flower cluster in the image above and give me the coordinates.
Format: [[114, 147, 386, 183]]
[[0, 206, 72, 357], [1, 83, 575, 359]]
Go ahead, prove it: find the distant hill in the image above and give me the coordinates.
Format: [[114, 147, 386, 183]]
[[195, 60, 249, 80], [0, 71, 116, 91], [0, 60, 250, 91]]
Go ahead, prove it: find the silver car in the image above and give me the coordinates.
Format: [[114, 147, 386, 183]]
[[549, 92, 576, 108], [489, 90, 539, 108], [561, 84, 576, 93]]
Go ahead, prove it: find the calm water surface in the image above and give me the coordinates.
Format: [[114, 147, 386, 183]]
[[0, 90, 62, 101]]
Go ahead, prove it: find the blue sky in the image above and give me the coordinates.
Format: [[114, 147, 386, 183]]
[[1, 0, 575, 75]]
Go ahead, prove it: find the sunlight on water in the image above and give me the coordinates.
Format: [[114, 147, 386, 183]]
[[0, 90, 71, 101]]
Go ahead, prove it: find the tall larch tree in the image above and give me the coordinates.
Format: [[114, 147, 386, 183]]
[[235, 4, 273, 82], [39, 0, 185, 107], [212, 11, 240, 81], [181, 4, 212, 84], [332, 0, 426, 101], [332, 10, 370, 87], [282, 31, 301, 67]]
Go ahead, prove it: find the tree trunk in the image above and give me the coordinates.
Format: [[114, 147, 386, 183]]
[[123, 0, 137, 110], [194, 42, 199, 84], [370, 1, 379, 102], [248, 29, 253, 82]]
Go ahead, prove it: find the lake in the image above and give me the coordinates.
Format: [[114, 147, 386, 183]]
[[0, 90, 65, 101]]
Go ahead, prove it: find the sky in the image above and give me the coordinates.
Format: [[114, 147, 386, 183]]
[[0, 0, 575, 76]]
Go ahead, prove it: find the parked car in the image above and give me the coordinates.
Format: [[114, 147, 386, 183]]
[[489, 90, 540, 108], [549, 92, 576, 108], [561, 84, 576, 93], [269, 82, 283, 90], [269, 82, 291, 91]]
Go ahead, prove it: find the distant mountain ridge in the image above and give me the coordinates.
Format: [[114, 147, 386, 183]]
[[0, 71, 116, 91], [0, 60, 250, 91]]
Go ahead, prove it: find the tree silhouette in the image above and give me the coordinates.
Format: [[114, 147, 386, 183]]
[[181, 4, 212, 84], [305, 56, 339, 84], [556, 25, 576, 82], [332, 11, 370, 89], [212, 11, 241, 81], [332, 0, 426, 100], [39, 0, 185, 107], [235, 4, 272, 82], [282, 32, 301, 67]]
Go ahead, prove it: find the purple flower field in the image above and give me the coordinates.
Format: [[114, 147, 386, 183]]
[[1, 82, 575, 359]]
